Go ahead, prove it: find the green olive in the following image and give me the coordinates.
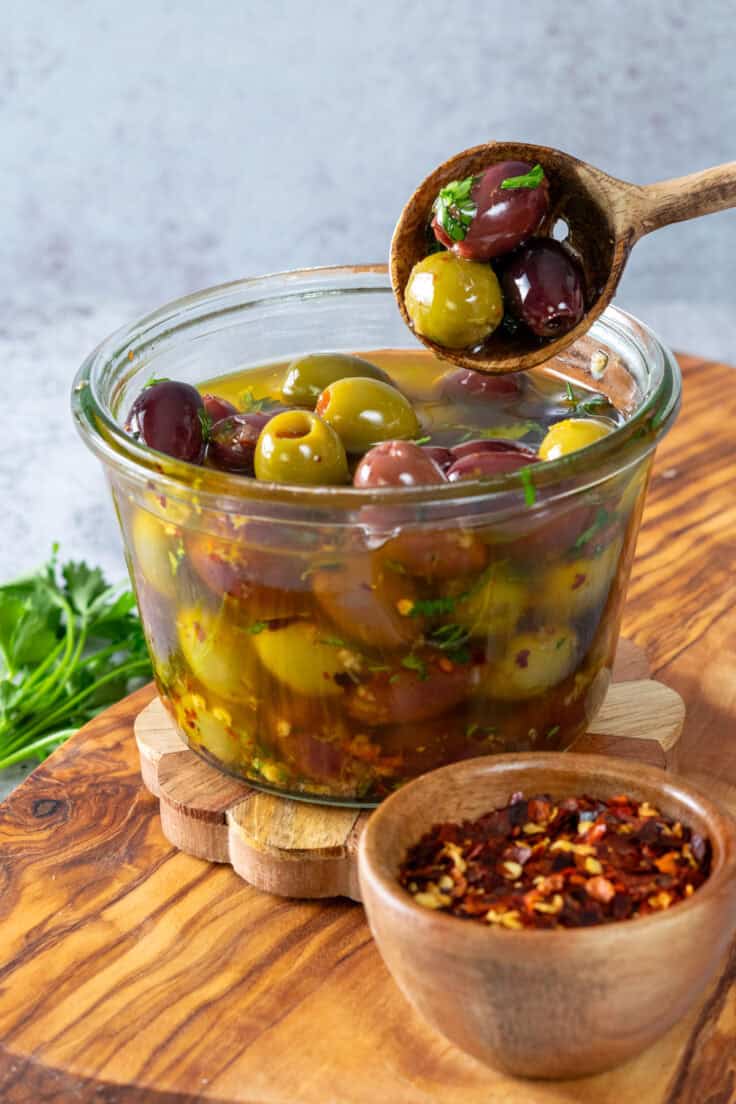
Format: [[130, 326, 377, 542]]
[[404, 252, 503, 349], [281, 353, 390, 407], [446, 565, 528, 639], [251, 620, 352, 697], [538, 540, 622, 620], [254, 410, 349, 485], [315, 377, 420, 453], [172, 691, 248, 767], [177, 604, 258, 703], [538, 417, 613, 461], [480, 626, 578, 701], [131, 509, 180, 599]]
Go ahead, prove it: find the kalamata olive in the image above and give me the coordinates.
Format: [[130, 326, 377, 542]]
[[186, 520, 312, 599], [125, 380, 206, 462], [422, 445, 455, 472], [311, 552, 424, 650], [450, 438, 538, 461], [382, 527, 489, 580], [202, 393, 238, 422], [441, 367, 521, 403], [447, 448, 537, 481], [208, 412, 270, 473], [432, 162, 550, 261], [353, 440, 446, 489], [501, 239, 585, 338], [347, 651, 478, 725]]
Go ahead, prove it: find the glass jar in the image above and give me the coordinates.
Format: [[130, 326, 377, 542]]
[[72, 265, 680, 806]]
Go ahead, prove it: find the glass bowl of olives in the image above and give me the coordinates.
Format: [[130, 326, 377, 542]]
[[72, 265, 680, 806]]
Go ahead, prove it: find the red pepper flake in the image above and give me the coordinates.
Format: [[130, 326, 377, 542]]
[[398, 792, 711, 930], [515, 649, 530, 669]]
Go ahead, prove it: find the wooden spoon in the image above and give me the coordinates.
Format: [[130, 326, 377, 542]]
[[390, 141, 736, 374]]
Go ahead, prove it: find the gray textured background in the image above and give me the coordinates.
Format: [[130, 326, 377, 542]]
[[2, 0, 735, 585]]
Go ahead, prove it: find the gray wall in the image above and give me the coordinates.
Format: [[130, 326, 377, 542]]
[[3, 0, 735, 580]]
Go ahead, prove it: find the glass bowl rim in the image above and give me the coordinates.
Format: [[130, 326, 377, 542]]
[[71, 263, 681, 514]]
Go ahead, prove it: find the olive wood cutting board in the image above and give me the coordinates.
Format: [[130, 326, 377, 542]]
[[1, 354, 736, 1103], [133, 638, 684, 902]]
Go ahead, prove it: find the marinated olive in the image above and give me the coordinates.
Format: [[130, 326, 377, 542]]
[[432, 162, 550, 261], [451, 438, 538, 462], [208, 412, 269, 473], [353, 440, 446, 488], [447, 447, 536, 481], [316, 378, 420, 454], [501, 239, 585, 338], [251, 621, 351, 697], [347, 651, 478, 725], [480, 627, 578, 701], [202, 393, 238, 422], [177, 604, 258, 702], [131, 509, 181, 598], [538, 417, 612, 461], [187, 520, 312, 599], [254, 410, 349, 485], [538, 540, 622, 620], [383, 526, 489, 580], [422, 445, 455, 472], [125, 380, 205, 462], [442, 367, 521, 402], [311, 552, 424, 650], [175, 693, 245, 768], [404, 252, 503, 349], [281, 353, 389, 407], [445, 565, 528, 639]]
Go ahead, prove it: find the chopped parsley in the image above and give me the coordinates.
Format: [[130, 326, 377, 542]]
[[197, 408, 213, 442], [573, 507, 611, 551], [401, 654, 429, 680], [143, 375, 170, 388], [519, 466, 536, 507], [407, 595, 458, 618], [240, 387, 280, 414], [433, 175, 478, 242], [246, 620, 267, 635], [500, 163, 545, 190]]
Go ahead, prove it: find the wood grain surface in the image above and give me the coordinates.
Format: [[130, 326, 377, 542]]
[[132, 643, 682, 903], [1, 353, 735, 1102]]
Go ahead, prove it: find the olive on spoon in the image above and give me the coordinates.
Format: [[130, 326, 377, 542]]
[[390, 141, 736, 374]]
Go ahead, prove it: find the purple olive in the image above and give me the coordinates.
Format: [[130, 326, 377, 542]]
[[208, 412, 272, 473], [447, 448, 537, 482], [501, 239, 585, 338], [125, 380, 205, 463], [353, 440, 447, 488], [202, 393, 238, 422], [433, 161, 550, 261], [421, 445, 455, 472], [441, 367, 521, 403], [451, 438, 538, 462]]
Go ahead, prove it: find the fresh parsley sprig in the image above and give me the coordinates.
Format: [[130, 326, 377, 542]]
[[500, 164, 545, 190], [433, 176, 478, 242], [0, 548, 151, 771]]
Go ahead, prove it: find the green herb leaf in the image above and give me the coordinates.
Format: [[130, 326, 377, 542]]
[[406, 595, 458, 618], [400, 654, 428, 680], [144, 375, 170, 389], [519, 466, 536, 507], [413, 435, 431, 446], [240, 388, 280, 414], [317, 635, 348, 648], [433, 176, 478, 242], [573, 507, 611, 551], [247, 621, 267, 635], [565, 381, 576, 403], [198, 408, 213, 442], [500, 163, 545, 190]]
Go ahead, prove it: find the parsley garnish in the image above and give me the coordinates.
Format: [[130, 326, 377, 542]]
[[247, 621, 267, 635], [317, 635, 348, 648], [427, 622, 471, 664], [0, 548, 151, 770], [401, 654, 428, 680], [413, 435, 431, 446], [144, 375, 170, 389], [519, 466, 536, 506], [565, 381, 576, 403], [240, 388, 280, 414], [407, 595, 458, 618], [433, 176, 478, 242], [197, 408, 213, 442], [500, 163, 545, 190], [573, 507, 611, 551], [546, 724, 560, 739]]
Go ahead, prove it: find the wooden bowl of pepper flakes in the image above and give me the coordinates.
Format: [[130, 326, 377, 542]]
[[358, 753, 736, 1079]]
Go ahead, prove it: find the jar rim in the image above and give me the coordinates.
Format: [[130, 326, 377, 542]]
[[71, 264, 681, 518]]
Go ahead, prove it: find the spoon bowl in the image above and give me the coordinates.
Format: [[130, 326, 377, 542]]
[[390, 141, 736, 374]]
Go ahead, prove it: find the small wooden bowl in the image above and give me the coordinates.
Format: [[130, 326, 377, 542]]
[[358, 753, 736, 1079]]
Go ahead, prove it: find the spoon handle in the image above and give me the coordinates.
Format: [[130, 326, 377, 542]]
[[634, 162, 736, 236]]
